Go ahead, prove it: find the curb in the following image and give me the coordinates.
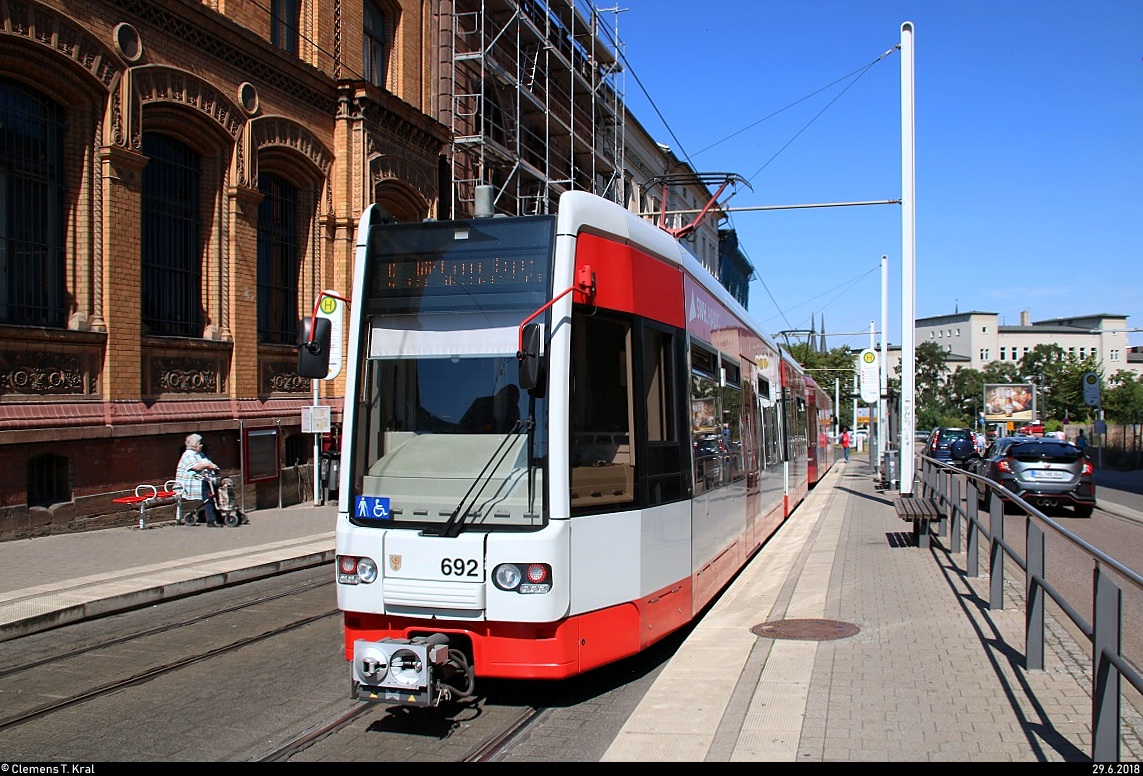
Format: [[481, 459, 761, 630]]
[[0, 549, 334, 643]]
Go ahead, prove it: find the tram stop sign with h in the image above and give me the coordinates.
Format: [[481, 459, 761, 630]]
[[859, 349, 880, 404], [1083, 371, 1101, 408], [316, 293, 343, 380]]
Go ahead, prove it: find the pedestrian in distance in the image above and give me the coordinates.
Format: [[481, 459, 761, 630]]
[[177, 433, 222, 526], [1075, 429, 1088, 456], [841, 427, 851, 463]]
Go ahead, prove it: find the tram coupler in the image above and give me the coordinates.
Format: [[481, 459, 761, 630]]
[[352, 634, 465, 708]]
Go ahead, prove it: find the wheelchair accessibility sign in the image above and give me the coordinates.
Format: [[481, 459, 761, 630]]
[[355, 496, 392, 522]]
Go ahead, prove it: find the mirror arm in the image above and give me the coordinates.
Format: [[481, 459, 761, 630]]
[[516, 265, 596, 356], [304, 289, 351, 349]]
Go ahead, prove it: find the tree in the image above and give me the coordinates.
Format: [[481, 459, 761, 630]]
[[895, 340, 950, 429], [981, 360, 1021, 385], [788, 342, 856, 431], [1015, 344, 1095, 424], [945, 367, 986, 427], [1104, 370, 1143, 424]]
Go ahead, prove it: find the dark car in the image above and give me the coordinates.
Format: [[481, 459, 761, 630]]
[[694, 435, 728, 489], [925, 427, 974, 463], [971, 436, 1096, 517]]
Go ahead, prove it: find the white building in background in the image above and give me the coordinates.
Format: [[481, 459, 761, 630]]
[[884, 310, 1143, 380]]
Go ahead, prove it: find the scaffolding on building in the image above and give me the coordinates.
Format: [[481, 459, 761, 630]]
[[443, 0, 626, 217]]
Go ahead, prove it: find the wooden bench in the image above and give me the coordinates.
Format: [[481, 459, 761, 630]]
[[113, 481, 183, 530], [894, 494, 942, 548]]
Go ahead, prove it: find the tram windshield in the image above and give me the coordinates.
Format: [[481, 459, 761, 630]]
[[348, 216, 555, 531]]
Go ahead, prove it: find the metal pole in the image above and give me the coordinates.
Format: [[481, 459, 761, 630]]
[[1099, 406, 1105, 469], [238, 419, 246, 515], [852, 370, 858, 458], [277, 418, 283, 510], [313, 379, 321, 505], [834, 378, 840, 445], [869, 320, 876, 463], [880, 254, 888, 467], [899, 21, 917, 495]]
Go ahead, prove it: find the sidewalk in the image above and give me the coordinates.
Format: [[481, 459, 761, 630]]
[[603, 461, 1142, 762], [0, 502, 336, 641], [0, 467, 1140, 761]]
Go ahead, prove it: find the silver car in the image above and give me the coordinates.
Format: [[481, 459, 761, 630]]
[[972, 436, 1096, 517]]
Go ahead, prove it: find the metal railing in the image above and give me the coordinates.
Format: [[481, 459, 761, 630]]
[[917, 455, 1143, 762]]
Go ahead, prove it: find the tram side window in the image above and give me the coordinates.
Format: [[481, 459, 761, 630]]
[[691, 345, 725, 492], [639, 322, 685, 506], [570, 310, 634, 510], [642, 326, 674, 443], [721, 359, 743, 482], [759, 377, 782, 467]]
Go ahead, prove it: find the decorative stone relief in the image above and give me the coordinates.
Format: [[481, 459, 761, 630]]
[[262, 359, 310, 394], [0, 352, 86, 395], [1, 1, 122, 89], [151, 356, 218, 395]]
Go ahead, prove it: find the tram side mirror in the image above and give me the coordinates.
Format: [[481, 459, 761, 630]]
[[298, 317, 332, 379], [517, 323, 545, 396]]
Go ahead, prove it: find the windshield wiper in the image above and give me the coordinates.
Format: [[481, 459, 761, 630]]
[[436, 419, 532, 538]]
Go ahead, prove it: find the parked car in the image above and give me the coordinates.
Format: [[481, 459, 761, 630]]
[[925, 427, 975, 463], [694, 435, 729, 489], [970, 436, 1096, 517], [914, 430, 931, 444]]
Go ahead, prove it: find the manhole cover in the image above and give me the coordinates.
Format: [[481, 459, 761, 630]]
[[751, 618, 860, 641]]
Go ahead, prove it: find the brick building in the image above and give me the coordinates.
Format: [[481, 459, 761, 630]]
[[0, 0, 742, 541], [0, 0, 449, 538]]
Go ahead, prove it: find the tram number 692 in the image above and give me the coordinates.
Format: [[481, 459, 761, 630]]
[[441, 558, 479, 577]]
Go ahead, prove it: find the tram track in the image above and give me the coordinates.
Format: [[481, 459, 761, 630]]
[[257, 701, 547, 762], [461, 705, 546, 761], [0, 578, 339, 733], [0, 576, 333, 680]]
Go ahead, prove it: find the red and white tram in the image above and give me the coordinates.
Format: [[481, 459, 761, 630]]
[[806, 374, 835, 487], [300, 190, 832, 707]]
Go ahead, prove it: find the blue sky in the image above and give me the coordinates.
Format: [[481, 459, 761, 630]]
[[609, 1, 1143, 351]]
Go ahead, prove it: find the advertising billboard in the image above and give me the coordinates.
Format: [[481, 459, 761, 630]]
[[983, 384, 1035, 423], [692, 397, 717, 434]]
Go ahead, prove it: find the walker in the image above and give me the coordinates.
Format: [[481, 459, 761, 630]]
[[181, 471, 249, 527]]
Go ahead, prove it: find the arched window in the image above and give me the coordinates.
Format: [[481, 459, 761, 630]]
[[257, 172, 299, 344], [141, 133, 202, 338], [27, 453, 70, 507], [363, 1, 388, 88], [271, 0, 300, 56], [0, 78, 66, 327]]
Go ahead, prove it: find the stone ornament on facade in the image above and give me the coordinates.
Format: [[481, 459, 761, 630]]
[[0, 353, 86, 395]]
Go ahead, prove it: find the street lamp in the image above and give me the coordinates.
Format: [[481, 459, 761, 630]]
[[963, 396, 979, 430]]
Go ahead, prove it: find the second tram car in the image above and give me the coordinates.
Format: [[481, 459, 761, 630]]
[[301, 190, 832, 707], [806, 375, 835, 487]]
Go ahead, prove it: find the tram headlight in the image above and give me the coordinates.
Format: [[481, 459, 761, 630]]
[[338, 555, 378, 584], [493, 563, 522, 590], [492, 563, 552, 594], [356, 556, 378, 583]]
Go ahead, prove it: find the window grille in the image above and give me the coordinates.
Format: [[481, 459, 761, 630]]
[[0, 78, 66, 327], [284, 433, 310, 466], [141, 133, 202, 338], [27, 453, 70, 507], [257, 173, 299, 344]]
